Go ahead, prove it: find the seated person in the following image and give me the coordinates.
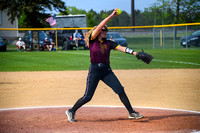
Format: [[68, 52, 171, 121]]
[[73, 30, 82, 47], [16, 38, 26, 51], [43, 38, 55, 51], [110, 36, 114, 42]]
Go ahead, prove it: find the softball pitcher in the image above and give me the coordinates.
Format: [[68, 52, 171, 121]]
[[66, 8, 153, 122]]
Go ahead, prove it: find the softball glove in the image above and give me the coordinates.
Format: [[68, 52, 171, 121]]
[[136, 50, 154, 64]]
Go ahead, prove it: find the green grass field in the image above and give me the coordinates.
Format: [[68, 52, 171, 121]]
[[0, 48, 200, 71], [1, 34, 200, 72]]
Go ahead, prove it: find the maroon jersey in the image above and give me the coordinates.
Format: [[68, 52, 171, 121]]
[[89, 33, 119, 64]]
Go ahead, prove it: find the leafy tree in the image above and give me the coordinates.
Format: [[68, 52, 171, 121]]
[[148, 3, 163, 25], [165, 7, 176, 24], [179, 0, 200, 23], [87, 11, 96, 27], [62, 6, 87, 15], [118, 11, 131, 26], [87, 9, 99, 27], [98, 9, 131, 27], [0, 0, 67, 28], [99, 10, 111, 25], [134, 9, 143, 25], [148, 0, 199, 24], [172, 0, 181, 24]]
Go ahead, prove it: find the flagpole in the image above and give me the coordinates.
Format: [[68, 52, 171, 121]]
[[55, 26, 58, 51], [46, 14, 58, 51], [54, 15, 58, 51]]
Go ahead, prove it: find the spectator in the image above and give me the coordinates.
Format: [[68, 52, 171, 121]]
[[73, 30, 82, 47], [110, 36, 114, 42], [43, 38, 54, 51], [16, 38, 26, 51]]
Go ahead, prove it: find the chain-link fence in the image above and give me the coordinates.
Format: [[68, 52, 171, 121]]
[[110, 24, 200, 50], [0, 23, 199, 52]]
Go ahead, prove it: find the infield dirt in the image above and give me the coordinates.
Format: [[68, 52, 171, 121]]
[[0, 69, 200, 132], [0, 69, 199, 111]]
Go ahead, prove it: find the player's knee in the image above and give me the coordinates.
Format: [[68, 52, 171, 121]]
[[118, 89, 125, 96], [82, 96, 92, 103], [114, 86, 124, 95]]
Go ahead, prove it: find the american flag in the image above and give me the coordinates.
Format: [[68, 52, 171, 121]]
[[46, 15, 56, 26]]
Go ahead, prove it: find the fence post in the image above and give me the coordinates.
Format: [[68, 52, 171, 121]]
[[160, 29, 162, 47], [162, 27, 165, 49], [55, 29, 58, 50], [173, 26, 175, 49], [153, 27, 155, 49], [186, 25, 188, 50]]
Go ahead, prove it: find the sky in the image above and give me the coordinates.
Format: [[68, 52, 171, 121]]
[[49, 0, 158, 14]]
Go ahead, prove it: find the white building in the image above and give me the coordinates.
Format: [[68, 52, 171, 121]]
[[0, 10, 18, 40]]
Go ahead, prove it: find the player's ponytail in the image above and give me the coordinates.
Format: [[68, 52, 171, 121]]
[[85, 26, 97, 47]]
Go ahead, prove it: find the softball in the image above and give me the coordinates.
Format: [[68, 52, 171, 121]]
[[116, 8, 121, 15]]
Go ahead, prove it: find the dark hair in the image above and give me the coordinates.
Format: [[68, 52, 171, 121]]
[[102, 25, 108, 31]]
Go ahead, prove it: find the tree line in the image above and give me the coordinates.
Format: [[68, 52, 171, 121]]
[[0, 0, 199, 28]]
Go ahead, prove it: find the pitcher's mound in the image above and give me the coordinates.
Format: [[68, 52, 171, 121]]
[[0, 107, 200, 133]]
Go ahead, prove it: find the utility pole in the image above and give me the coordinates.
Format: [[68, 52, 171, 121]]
[[131, 0, 135, 31], [162, 0, 165, 48]]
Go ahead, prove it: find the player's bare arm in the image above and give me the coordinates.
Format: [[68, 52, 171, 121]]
[[116, 45, 153, 64], [91, 8, 119, 39], [116, 45, 137, 56]]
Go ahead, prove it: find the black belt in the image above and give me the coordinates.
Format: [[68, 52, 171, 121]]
[[92, 63, 109, 67]]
